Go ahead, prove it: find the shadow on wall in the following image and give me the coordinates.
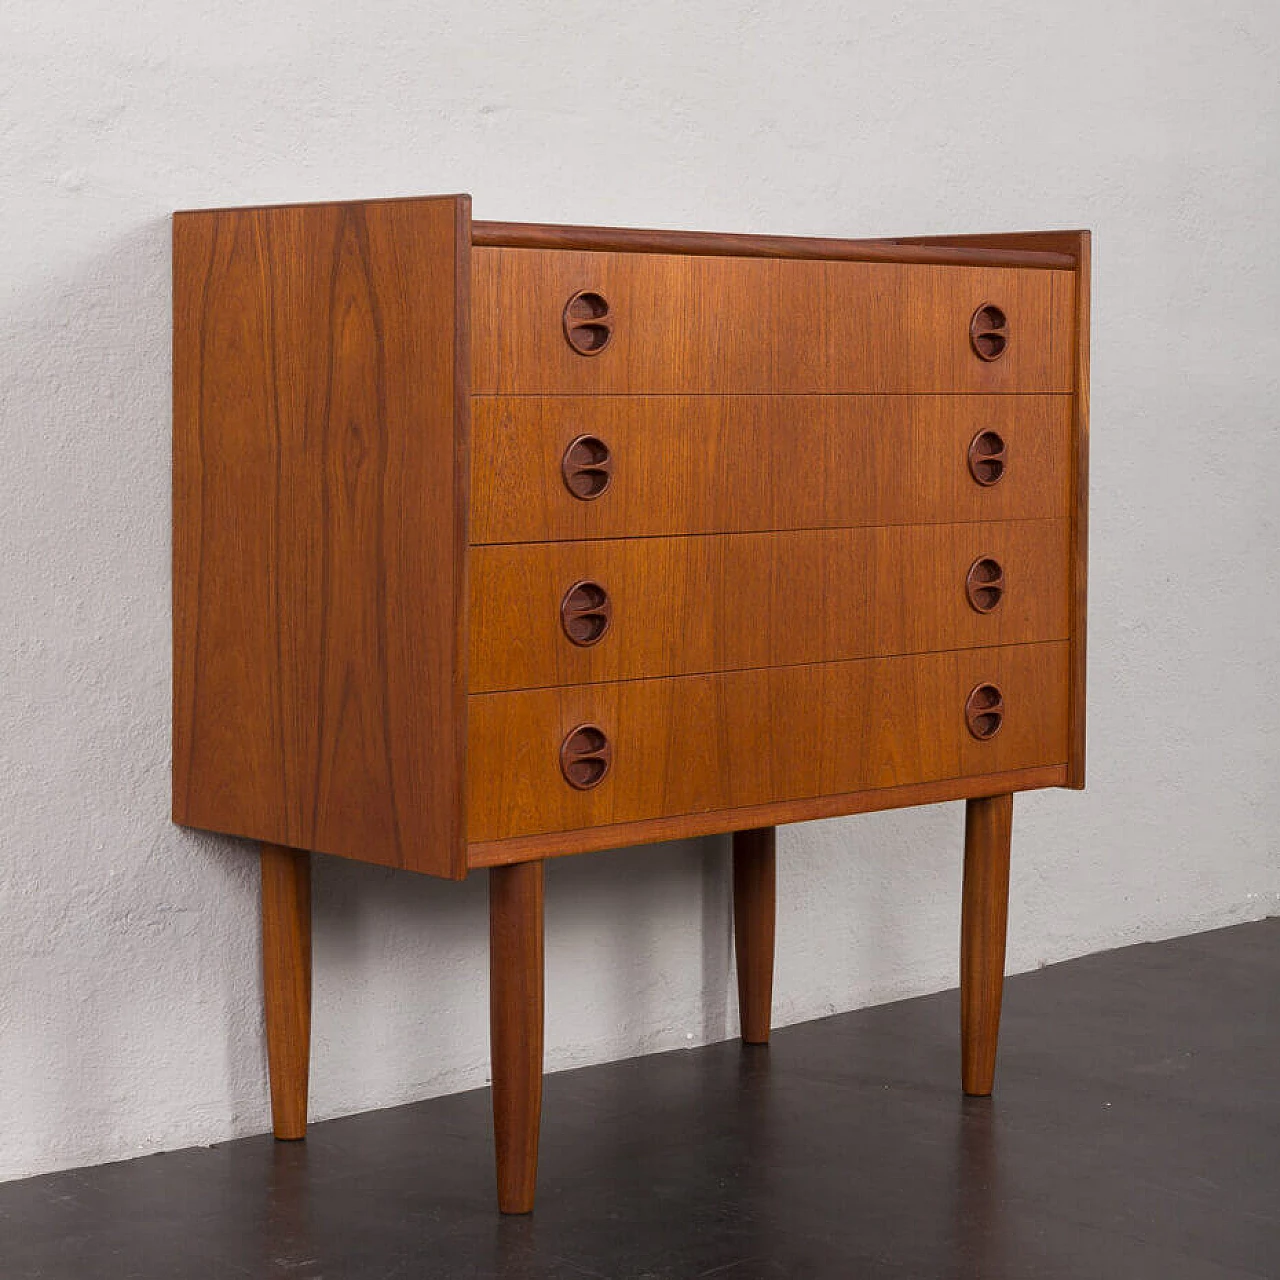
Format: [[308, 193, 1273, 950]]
[[0, 213, 248, 1178], [305, 832, 737, 1123], [0, 211, 1032, 1181], [0, 210, 744, 1153]]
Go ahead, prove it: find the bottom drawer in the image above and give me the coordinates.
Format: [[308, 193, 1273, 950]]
[[467, 642, 1068, 843]]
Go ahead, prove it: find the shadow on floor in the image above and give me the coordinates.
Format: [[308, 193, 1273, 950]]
[[2, 919, 1277, 1279]]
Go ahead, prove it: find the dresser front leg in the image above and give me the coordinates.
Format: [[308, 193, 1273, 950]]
[[733, 827, 776, 1045], [261, 843, 312, 1140], [489, 860, 545, 1214], [960, 794, 1013, 1096]]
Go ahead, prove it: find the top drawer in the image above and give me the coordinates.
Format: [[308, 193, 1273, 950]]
[[472, 248, 1075, 394]]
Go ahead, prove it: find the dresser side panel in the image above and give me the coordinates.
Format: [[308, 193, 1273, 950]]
[[1066, 234, 1090, 788], [172, 196, 469, 877]]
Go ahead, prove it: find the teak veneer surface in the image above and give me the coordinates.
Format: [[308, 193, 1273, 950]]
[[472, 248, 1075, 395], [172, 195, 471, 877], [467, 765, 1066, 867], [467, 641, 1068, 842], [172, 200, 1089, 874], [470, 394, 1070, 545], [260, 844, 312, 1140], [961, 793, 1014, 1096], [170, 202, 1081, 269], [469, 521, 1069, 692], [732, 828, 776, 1046], [173, 195, 1090, 1215], [489, 861, 544, 1213], [1067, 233, 1089, 787], [472, 219, 1078, 268], [899, 230, 1090, 788]]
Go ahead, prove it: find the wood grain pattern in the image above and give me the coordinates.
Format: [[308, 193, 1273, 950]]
[[468, 765, 1064, 867], [490, 860, 544, 1214], [172, 198, 1088, 1217], [472, 220, 1076, 269], [472, 248, 1074, 395], [466, 641, 1068, 843], [470, 394, 1069, 545], [960, 793, 1013, 1096], [890, 230, 1086, 256], [172, 196, 470, 877], [469, 520, 1068, 693], [893, 231, 1089, 788], [733, 828, 776, 1045], [1067, 235, 1091, 789], [261, 843, 312, 1140]]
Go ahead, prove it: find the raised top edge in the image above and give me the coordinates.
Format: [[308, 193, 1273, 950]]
[[172, 193, 473, 218], [471, 220, 1079, 269], [169, 196, 1080, 269]]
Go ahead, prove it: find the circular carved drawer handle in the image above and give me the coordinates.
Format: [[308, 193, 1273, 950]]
[[965, 557, 1006, 613], [965, 684, 1005, 740], [563, 290, 613, 356], [560, 723, 612, 790], [561, 435, 613, 500], [561, 580, 612, 647], [967, 429, 1007, 487], [969, 303, 1009, 362]]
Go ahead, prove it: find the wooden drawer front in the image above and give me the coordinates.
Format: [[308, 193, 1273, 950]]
[[472, 248, 1074, 394], [467, 642, 1068, 842], [471, 395, 1068, 544], [469, 521, 1068, 693]]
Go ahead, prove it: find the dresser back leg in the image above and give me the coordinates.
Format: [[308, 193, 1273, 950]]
[[260, 843, 312, 1140], [489, 860, 545, 1213], [733, 827, 776, 1045], [960, 794, 1014, 1096]]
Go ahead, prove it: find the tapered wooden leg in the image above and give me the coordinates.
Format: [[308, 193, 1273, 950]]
[[261, 843, 312, 1140], [733, 827, 776, 1045], [490, 860, 544, 1214], [961, 794, 1014, 1097]]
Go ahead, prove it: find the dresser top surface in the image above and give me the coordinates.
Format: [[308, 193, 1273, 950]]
[[173, 193, 1086, 270]]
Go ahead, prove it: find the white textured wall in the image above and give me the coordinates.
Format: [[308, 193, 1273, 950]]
[[2, 0, 1278, 1183]]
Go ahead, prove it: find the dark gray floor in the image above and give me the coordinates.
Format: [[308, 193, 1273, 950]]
[[2, 919, 1277, 1279]]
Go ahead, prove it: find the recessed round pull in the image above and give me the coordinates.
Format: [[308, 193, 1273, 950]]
[[965, 557, 1006, 613], [965, 684, 1005, 740], [970, 302, 1009, 361], [967, 430, 1007, 487], [563, 290, 613, 356], [560, 580, 612, 647], [561, 435, 613, 500], [560, 723, 612, 790]]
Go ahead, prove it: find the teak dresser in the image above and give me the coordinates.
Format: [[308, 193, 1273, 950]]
[[172, 195, 1089, 1213]]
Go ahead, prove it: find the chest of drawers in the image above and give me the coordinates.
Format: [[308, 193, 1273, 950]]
[[172, 195, 1089, 1213]]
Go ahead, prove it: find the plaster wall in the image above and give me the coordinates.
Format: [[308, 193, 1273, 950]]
[[1, 0, 1277, 1180]]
